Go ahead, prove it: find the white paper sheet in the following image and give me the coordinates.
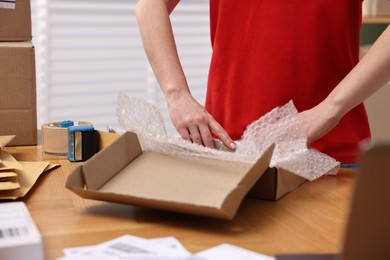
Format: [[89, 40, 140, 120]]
[[60, 235, 274, 260]]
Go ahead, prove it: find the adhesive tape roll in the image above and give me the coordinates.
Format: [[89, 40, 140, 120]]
[[41, 121, 93, 154]]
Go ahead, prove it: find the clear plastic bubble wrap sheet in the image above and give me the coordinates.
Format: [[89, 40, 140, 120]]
[[116, 92, 340, 181]]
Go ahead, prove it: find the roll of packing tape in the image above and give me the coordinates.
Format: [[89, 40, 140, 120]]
[[41, 121, 93, 155]]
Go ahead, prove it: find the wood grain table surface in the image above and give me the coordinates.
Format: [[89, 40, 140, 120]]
[[3, 145, 356, 260]]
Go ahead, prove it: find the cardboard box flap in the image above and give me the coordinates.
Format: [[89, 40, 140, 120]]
[[82, 131, 143, 190], [66, 131, 275, 219], [67, 173, 245, 219], [66, 165, 85, 188], [247, 166, 306, 201], [94, 151, 267, 207], [274, 168, 307, 200]]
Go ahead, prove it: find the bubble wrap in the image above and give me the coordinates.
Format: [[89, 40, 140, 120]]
[[116, 92, 340, 181]]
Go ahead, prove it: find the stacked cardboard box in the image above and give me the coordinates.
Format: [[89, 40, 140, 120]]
[[0, 0, 37, 146]]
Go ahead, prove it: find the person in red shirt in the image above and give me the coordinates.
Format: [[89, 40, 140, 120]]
[[135, 0, 380, 164]]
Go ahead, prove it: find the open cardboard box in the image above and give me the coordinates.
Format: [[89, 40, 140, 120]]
[[66, 132, 306, 220]]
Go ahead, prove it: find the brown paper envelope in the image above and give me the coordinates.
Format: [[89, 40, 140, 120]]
[[0, 151, 24, 171], [44, 163, 61, 173], [0, 135, 16, 149], [0, 177, 18, 183], [0, 181, 21, 191], [0, 171, 17, 179], [0, 171, 18, 183], [0, 161, 50, 200]]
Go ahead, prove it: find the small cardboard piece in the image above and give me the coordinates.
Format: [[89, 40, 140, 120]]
[[0, 135, 61, 200], [0, 135, 15, 149], [0, 0, 32, 41], [66, 132, 307, 220], [0, 42, 37, 146]]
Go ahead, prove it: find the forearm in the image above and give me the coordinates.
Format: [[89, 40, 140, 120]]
[[135, 0, 234, 148], [324, 25, 390, 119], [135, 0, 190, 103], [300, 25, 390, 144]]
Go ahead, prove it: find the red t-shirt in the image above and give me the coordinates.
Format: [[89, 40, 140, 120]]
[[205, 0, 371, 163]]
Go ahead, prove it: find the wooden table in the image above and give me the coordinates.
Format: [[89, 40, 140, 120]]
[[4, 145, 356, 260]]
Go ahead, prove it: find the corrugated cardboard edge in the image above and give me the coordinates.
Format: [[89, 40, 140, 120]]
[[83, 131, 142, 190], [66, 132, 275, 219]]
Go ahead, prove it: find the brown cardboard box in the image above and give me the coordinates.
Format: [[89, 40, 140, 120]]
[[0, 0, 32, 41], [247, 166, 307, 201], [0, 42, 37, 146], [66, 131, 306, 220]]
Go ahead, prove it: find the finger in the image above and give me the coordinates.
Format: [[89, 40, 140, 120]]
[[209, 121, 236, 150], [187, 126, 203, 145], [177, 126, 191, 142], [198, 124, 214, 148]]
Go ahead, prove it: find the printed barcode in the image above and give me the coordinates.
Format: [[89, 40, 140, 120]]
[[109, 242, 153, 254], [0, 226, 29, 239], [0, 0, 16, 9]]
